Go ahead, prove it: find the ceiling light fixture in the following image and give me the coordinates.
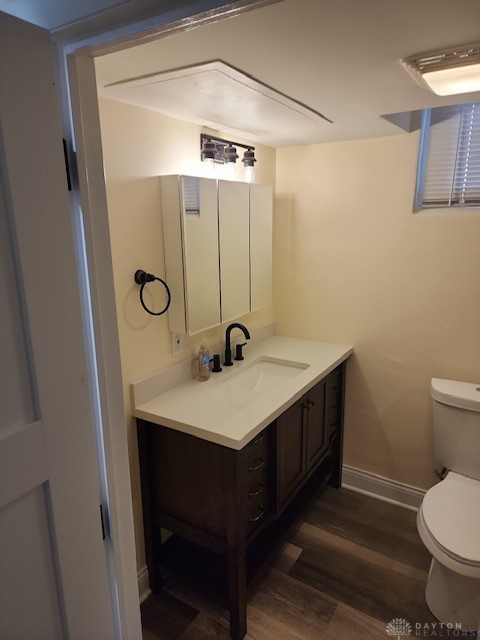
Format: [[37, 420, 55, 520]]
[[200, 134, 256, 182], [402, 43, 480, 96]]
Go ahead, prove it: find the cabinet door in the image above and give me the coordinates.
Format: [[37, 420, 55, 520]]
[[250, 184, 273, 312], [306, 379, 328, 470], [161, 175, 220, 335], [277, 395, 307, 509], [182, 176, 221, 333], [218, 180, 250, 323]]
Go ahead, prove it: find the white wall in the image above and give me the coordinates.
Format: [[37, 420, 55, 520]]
[[276, 132, 480, 490], [98, 97, 276, 568]]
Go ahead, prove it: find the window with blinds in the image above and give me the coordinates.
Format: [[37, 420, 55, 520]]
[[415, 102, 480, 209]]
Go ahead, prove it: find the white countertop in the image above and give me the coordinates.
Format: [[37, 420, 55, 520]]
[[132, 335, 353, 450]]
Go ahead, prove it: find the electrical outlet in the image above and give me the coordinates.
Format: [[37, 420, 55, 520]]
[[171, 332, 184, 357]]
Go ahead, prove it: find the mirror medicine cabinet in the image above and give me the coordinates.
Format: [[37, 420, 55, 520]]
[[160, 175, 273, 336]]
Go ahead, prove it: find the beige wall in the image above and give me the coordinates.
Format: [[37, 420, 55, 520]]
[[98, 97, 276, 569], [275, 132, 480, 490], [100, 95, 480, 572]]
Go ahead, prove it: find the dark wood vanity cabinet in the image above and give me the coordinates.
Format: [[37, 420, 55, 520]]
[[138, 362, 346, 640], [277, 376, 332, 509]]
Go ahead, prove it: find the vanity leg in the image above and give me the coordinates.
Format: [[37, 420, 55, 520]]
[[330, 361, 346, 490], [138, 420, 162, 593], [330, 436, 343, 488], [228, 541, 247, 640]]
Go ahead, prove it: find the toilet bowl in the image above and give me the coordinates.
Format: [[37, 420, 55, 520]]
[[417, 472, 480, 630], [417, 379, 480, 632]]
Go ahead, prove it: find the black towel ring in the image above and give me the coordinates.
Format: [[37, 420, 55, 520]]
[[134, 270, 171, 316]]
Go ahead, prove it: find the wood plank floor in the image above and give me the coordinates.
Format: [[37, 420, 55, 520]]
[[141, 487, 438, 640]]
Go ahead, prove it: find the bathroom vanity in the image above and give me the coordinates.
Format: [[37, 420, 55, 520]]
[[134, 334, 352, 640]]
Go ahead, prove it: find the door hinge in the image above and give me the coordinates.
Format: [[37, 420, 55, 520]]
[[100, 503, 109, 540], [62, 138, 76, 191]]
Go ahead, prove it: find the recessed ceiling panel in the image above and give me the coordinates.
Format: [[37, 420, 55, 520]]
[[99, 61, 332, 147]]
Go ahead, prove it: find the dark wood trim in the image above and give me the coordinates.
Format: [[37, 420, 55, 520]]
[[155, 512, 228, 556]]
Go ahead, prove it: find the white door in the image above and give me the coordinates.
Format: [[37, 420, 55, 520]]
[[0, 12, 118, 640]]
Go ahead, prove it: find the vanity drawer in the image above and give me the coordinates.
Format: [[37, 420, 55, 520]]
[[240, 427, 271, 485], [245, 500, 268, 538], [241, 428, 269, 461], [246, 478, 267, 503], [244, 465, 272, 539], [241, 452, 269, 500]]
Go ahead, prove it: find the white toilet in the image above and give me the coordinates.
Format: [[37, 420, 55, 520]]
[[417, 378, 480, 631]]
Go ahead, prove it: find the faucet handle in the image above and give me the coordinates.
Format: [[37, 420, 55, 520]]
[[210, 354, 222, 373], [234, 342, 247, 361]]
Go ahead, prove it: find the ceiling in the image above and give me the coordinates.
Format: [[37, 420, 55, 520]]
[[95, 0, 480, 147]]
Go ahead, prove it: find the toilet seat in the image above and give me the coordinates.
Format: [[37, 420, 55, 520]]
[[418, 472, 480, 579]]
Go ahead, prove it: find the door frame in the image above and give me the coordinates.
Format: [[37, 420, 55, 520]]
[[58, 1, 282, 637]]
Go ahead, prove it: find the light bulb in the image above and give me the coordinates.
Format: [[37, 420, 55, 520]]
[[202, 157, 216, 177], [244, 165, 255, 183], [223, 162, 237, 180]]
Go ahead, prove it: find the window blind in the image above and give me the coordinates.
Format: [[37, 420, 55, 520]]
[[419, 102, 480, 208], [182, 176, 200, 215]]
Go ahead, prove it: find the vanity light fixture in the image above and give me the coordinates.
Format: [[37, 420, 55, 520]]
[[200, 133, 256, 182], [402, 43, 480, 96], [242, 149, 257, 183]]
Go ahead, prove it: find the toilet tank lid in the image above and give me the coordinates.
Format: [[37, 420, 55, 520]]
[[431, 378, 480, 411]]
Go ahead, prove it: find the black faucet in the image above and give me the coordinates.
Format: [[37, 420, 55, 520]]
[[224, 323, 250, 366]]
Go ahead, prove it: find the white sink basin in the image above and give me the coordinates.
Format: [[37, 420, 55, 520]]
[[220, 356, 309, 394]]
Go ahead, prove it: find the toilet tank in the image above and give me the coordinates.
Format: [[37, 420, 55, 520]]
[[431, 378, 480, 480]]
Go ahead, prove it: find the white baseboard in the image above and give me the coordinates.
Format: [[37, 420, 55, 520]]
[[137, 565, 151, 604], [342, 465, 426, 511]]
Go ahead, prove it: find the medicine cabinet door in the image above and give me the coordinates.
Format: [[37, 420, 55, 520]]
[[182, 176, 221, 334], [250, 183, 273, 312], [161, 175, 220, 335], [218, 180, 250, 323]]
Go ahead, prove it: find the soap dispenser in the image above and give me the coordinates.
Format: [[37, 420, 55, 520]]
[[198, 344, 211, 382]]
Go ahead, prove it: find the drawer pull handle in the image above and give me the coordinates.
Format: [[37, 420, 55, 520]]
[[248, 457, 265, 472], [248, 506, 265, 523], [250, 432, 264, 446], [248, 481, 264, 498]]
